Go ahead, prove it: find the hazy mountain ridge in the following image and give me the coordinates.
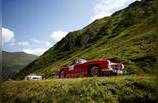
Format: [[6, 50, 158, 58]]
[[16, 0, 158, 79], [1, 51, 37, 80]]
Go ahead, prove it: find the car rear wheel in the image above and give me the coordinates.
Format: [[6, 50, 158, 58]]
[[60, 71, 65, 78], [89, 66, 100, 77]]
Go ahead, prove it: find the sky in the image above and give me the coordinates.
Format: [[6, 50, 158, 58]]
[[1, 0, 140, 56]]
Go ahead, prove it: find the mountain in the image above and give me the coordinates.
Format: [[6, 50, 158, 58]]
[[0, 51, 37, 80], [16, 0, 158, 79]]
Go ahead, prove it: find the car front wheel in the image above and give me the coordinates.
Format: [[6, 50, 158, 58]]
[[89, 66, 100, 77]]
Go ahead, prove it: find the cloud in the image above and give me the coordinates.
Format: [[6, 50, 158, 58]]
[[50, 31, 68, 42], [8, 40, 30, 47], [22, 31, 68, 56], [22, 40, 54, 56], [22, 48, 47, 56], [17, 41, 30, 46], [30, 38, 40, 44], [45, 41, 53, 48], [91, 0, 140, 21], [2, 27, 14, 43], [21, 39, 55, 56]]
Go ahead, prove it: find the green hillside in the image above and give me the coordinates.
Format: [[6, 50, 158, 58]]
[[16, 0, 158, 79], [1, 51, 37, 80]]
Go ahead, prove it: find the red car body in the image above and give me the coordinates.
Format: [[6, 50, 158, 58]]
[[57, 59, 124, 78]]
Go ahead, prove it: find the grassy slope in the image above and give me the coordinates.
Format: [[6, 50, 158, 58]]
[[16, 0, 158, 79], [0, 75, 157, 103], [37, 15, 157, 79]]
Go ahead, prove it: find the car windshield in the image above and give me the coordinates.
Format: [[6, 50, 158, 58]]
[[111, 63, 123, 70], [76, 59, 87, 64]]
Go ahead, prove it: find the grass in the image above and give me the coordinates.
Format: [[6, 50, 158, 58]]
[[0, 75, 157, 103]]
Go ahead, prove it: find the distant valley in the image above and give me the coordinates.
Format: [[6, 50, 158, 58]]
[[0, 51, 37, 80]]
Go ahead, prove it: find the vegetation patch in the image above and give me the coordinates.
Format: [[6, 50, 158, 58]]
[[0, 75, 157, 103]]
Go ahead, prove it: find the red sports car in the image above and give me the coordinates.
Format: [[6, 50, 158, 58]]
[[57, 58, 124, 78]]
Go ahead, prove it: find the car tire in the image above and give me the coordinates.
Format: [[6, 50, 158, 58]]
[[89, 66, 100, 77]]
